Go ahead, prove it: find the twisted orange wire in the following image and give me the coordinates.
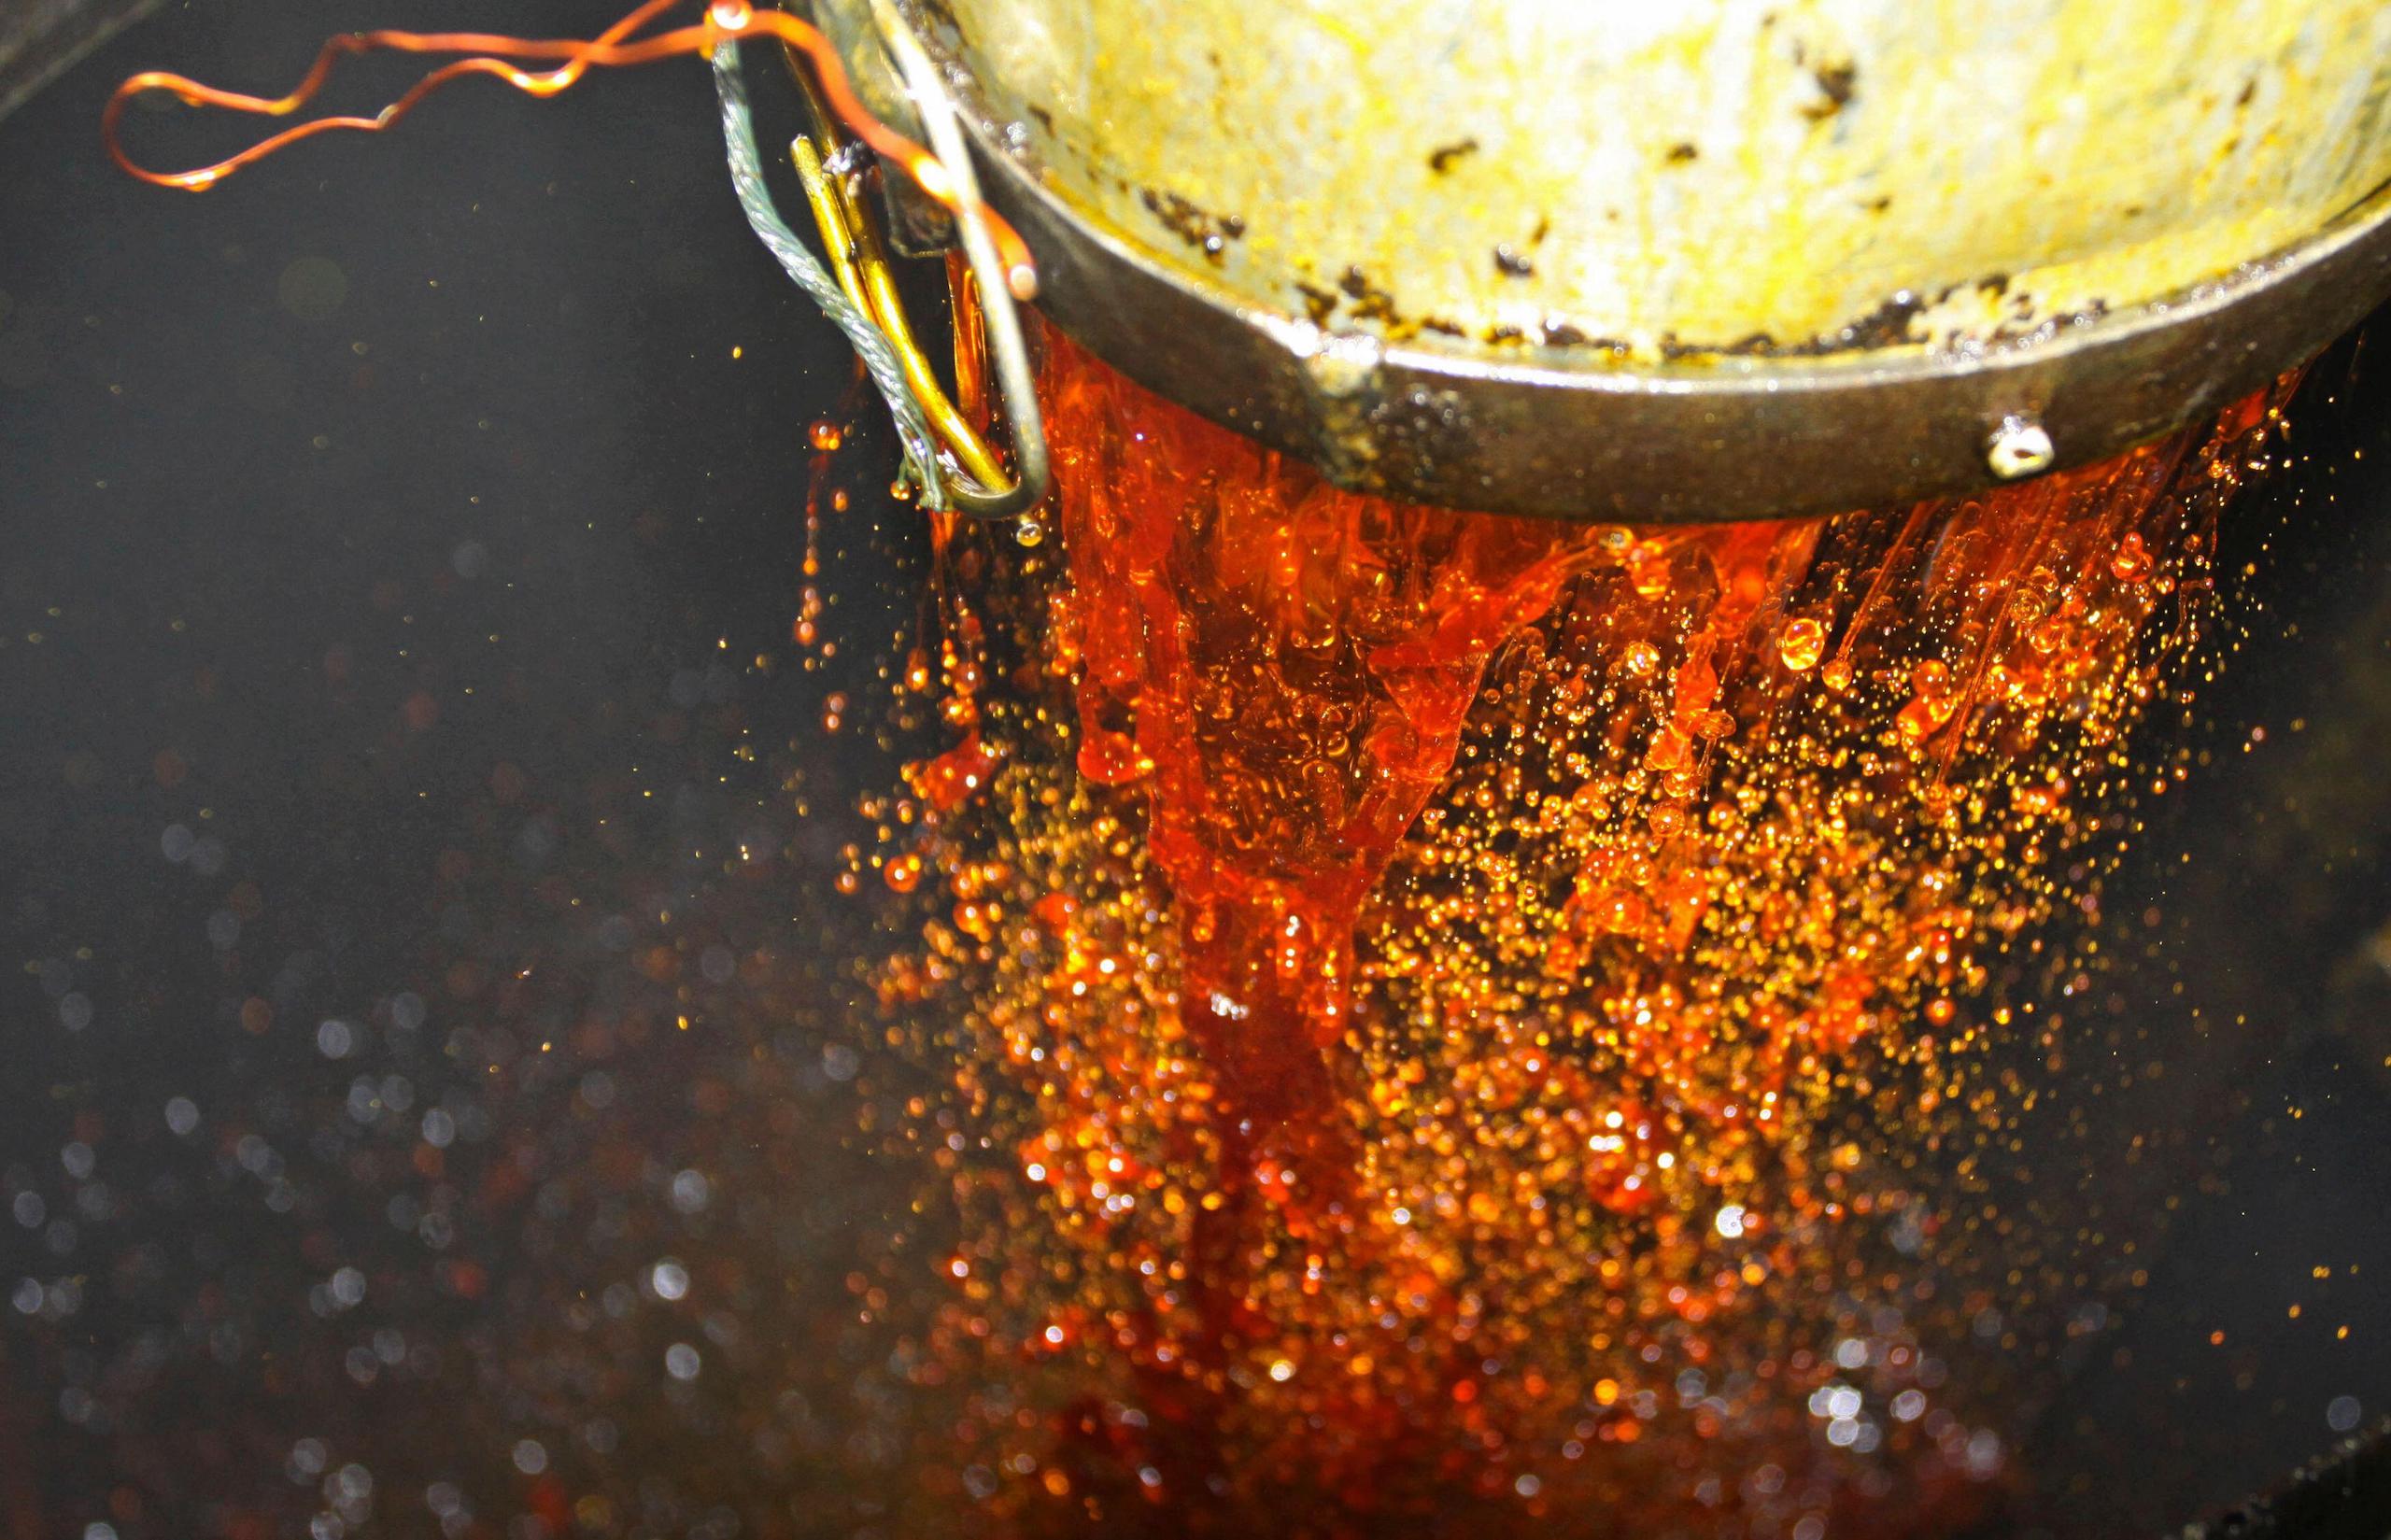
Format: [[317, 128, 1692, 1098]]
[[102, 0, 1038, 300]]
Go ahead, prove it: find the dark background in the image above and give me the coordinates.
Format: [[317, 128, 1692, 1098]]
[[3, 5, 948, 1536], [4, 4, 2390, 1537]]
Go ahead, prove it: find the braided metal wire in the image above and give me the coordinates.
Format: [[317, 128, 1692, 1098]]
[[712, 39, 949, 510]]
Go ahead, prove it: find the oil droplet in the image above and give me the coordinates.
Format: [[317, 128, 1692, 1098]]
[[808, 419, 843, 452], [1621, 641, 1661, 677], [2111, 530, 2151, 583], [1644, 728, 1691, 772], [884, 853, 924, 893], [1627, 542, 1670, 598], [1077, 726, 1148, 784], [1777, 616, 1826, 671]]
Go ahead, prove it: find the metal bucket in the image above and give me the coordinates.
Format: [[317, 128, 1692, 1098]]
[[848, 0, 2391, 518]]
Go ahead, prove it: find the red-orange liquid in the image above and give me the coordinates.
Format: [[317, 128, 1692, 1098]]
[[1050, 365, 1622, 1207], [1041, 332, 2266, 1200], [858, 332, 2288, 1531]]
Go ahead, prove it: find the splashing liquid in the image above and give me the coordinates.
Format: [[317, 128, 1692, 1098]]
[[1040, 333, 2268, 1208], [1046, 359, 1623, 1207], [857, 331, 2292, 1531]]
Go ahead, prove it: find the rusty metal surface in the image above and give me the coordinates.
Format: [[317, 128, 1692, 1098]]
[[878, 0, 2391, 521], [955, 99, 2391, 521], [924, 0, 2391, 359]]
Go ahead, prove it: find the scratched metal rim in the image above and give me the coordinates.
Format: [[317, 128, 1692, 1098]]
[[883, 4, 2391, 524]]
